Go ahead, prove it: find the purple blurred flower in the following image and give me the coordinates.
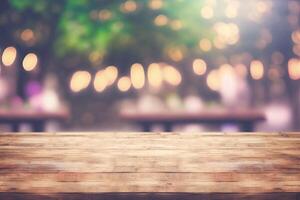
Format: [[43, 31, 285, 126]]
[[25, 80, 42, 97]]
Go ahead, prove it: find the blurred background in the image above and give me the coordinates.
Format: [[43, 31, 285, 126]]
[[0, 0, 299, 132]]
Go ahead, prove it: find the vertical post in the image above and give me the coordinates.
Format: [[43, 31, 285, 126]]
[[32, 120, 45, 132], [141, 122, 152, 132], [240, 122, 254, 132], [11, 123, 20, 132], [163, 122, 173, 132]]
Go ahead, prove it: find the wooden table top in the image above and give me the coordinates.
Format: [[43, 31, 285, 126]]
[[0, 132, 299, 199], [120, 110, 266, 123]]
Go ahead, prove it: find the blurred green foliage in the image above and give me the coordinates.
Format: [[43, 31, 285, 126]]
[[7, 0, 210, 65]]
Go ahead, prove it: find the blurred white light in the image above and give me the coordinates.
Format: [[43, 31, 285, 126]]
[[201, 6, 214, 19], [41, 90, 60, 112]]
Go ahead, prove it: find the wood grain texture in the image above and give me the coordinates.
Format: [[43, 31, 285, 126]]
[[0, 132, 299, 199]]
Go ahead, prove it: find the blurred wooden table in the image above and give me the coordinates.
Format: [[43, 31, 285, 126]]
[[0, 132, 299, 199], [120, 110, 266, 132], [0, 109, 69, 132]]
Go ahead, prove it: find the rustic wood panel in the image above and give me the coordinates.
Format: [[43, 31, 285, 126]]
[[0, 132, 299, 199]]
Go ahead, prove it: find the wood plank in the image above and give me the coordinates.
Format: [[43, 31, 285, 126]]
[[0, 132, 299, 198]]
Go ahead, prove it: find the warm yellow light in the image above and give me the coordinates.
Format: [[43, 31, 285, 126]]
[[199, 39, 212, 52], [121, 0, 137, 13], [193, 59, 207, 76], [225, 4, 238, 18], [213, 37, 226, 49], [250, 60, 264, 80], [98, 9, 112, 21], [292, 30, 300, 44], [70, 71, 91, 93], [118, 76, 131, 92], [1, 46, 17, 66], [170, 20, 183, 30], [22, 53, 38, 71], [234, 64, 248, 78], [168, 48, 183, 62], [256, 1, 268, 14], [154, 14, 168, 26], [271, 51, 284, 65], [201, 6, 214, 19], [93, 70, 107, 92], [130, 63, 145, 89], [214, 22, 240, 46], [206, 70, 220, 91], [294, 45, 300, 56], [256, 29, 272, 50], [105, 65, 118, 86], [268, 68, 281, 80], [163, 65, 182, 86], [227, 23, 240, 45], [89, 51, 103, 64], [148, 63, 163, 88], [219, 64, 235, 76], [20, 29, 34, 42], [288, 58, 300, 80], [149, 0, 163, 10]]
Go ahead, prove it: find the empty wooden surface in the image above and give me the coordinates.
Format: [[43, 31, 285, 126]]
[[0, 132, 299, 199]]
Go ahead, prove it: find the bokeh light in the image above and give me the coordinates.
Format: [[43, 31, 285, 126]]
[[70, 71, 92, 93], [206, 70, 220, 91], [120, 0, 137, 13], [22, 53, 38, 71], [154, 14, 168, 26], [118, 76, 131, 92], [288, 58, 300, 80], [250, 60, 264, 80], [93, 70, 107, 92], [1, 46, 17, 66], [149, 0, 163, 10], [104, 66, 118, 86], [193, 59, 207, 76], [130, 63, 145, 89], [20, 29, 35, 43], [98, 9, 112, 21], [163, 65, 182, 86], [201, 6, 214, 19], [148, 63, 163, 89], [199, 39, 212, 52]]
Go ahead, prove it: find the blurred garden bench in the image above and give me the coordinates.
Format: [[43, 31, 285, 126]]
[[0, 109, 69, 132], [120, 110, 265, 132]]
